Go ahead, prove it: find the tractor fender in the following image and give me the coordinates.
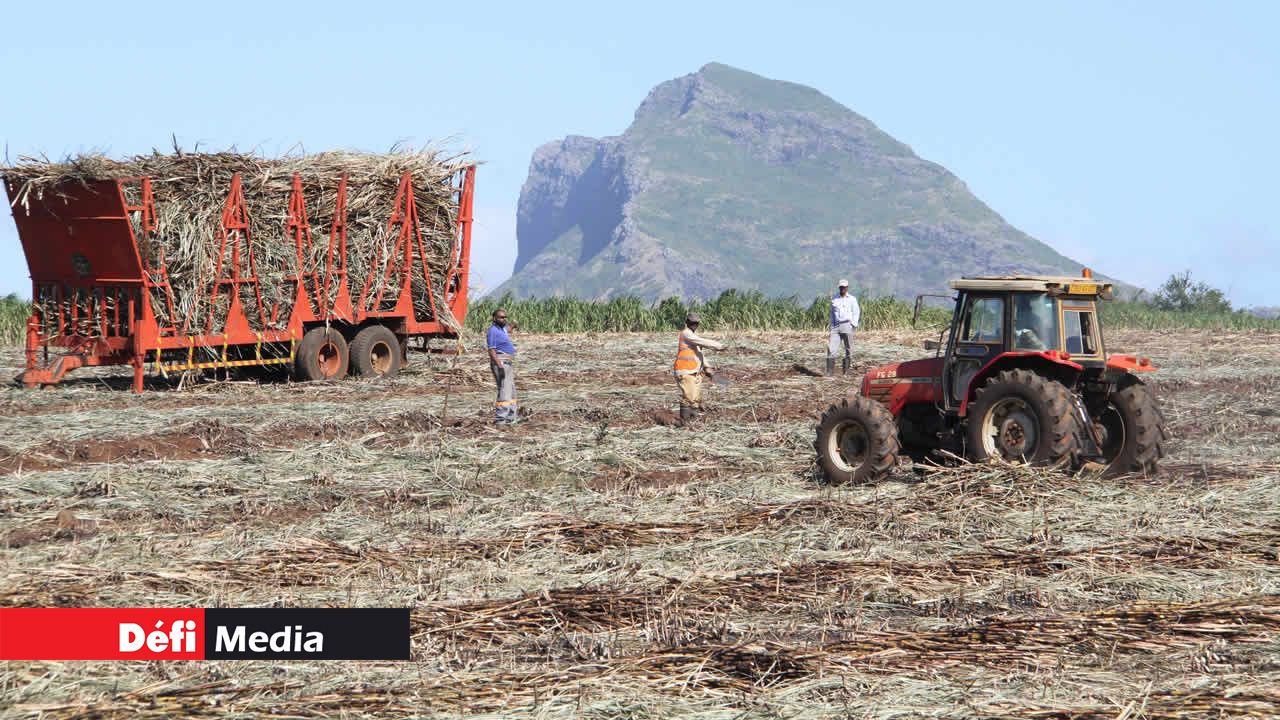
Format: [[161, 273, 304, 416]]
[[1106, 354, 1158, 373], [958, 352, 1084, 417]]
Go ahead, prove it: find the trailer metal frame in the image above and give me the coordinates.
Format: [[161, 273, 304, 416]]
[[5, 165, 476, 392]]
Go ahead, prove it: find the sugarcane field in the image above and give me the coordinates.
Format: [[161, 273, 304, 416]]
[[1, 321, 1278, 716], [5, 6, 1280, 719]]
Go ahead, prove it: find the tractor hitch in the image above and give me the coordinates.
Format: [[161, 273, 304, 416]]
[[1069, 394, 1106, 461]]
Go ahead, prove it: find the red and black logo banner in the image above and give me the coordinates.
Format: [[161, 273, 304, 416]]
[[0, 608, 410, 661]]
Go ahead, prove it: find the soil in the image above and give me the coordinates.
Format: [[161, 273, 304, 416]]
[[2, 330, 1278, 718]]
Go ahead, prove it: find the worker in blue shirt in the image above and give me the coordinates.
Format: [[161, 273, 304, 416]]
[[486, 308, 518, 424]]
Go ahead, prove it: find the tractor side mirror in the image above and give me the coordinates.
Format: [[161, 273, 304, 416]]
[[923, 339, 941, 351]]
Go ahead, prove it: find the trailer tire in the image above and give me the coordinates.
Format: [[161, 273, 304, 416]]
[[350, 325, 402, 379], [295, 327, 349, 382], [815, 396, 900, 485]]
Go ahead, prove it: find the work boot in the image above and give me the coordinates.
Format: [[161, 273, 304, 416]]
[[842, 358, 850, 376], [825, 358, 836, 376], [679, 405, 696, 422]]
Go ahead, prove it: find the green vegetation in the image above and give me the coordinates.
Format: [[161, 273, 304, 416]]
[[468, 290, 949, 334], [470, 285, 1280, 335], [1151, 270, 1234, 314], [1, 294, 29, 345], [1100, 271, 1279, 330], [3, 273, 1274, 347], [1100, 300, 1280, 330]]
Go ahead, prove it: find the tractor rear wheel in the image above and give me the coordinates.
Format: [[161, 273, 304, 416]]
[[967, 369, 1077, 467], [815, 396, 900, 484], [1095, 378, 1166, 476], [295, 327, 349, 382], [350, 325, 402, 379]]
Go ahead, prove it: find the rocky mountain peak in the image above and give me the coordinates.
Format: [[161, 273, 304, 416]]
[[498, 63, 1112, 301]]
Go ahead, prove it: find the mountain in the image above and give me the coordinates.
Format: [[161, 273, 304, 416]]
[[498, 62, 1110, 301]]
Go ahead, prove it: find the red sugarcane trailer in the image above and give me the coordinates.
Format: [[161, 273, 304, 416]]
[[4, 166, 476, 392]]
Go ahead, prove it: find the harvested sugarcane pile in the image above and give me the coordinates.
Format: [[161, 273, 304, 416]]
[[20, 597, 1277, 718], [410, 523, 1279, 648], [993, 682, 1280, 719], [0, 538, 414, 606], [185, 537, 411, 586], [816, 594, 1280, 670], [443, 595, 1280, 692], [479, 499, 846, 554], [12, 679, 425, 720], [2, 147, 471, 339]]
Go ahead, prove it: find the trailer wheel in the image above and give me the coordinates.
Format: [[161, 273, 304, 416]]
[[815, 396, 900, 485], [350, 325, 402, 379], [295, 327, 349, 382]]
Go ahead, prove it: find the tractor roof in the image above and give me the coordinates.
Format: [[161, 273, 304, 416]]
[[949, 275, 1113, 296]]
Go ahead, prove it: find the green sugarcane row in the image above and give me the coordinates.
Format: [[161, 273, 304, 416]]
[[1, 293, 30, 344], [1, 291, 1277, 346], [465, 291, 1280, 334]]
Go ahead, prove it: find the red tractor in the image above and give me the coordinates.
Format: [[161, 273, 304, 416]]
[[816, 273, 1168, 483]]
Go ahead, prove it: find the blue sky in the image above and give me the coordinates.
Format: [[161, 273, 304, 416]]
[[2, 1, 1276, 305]]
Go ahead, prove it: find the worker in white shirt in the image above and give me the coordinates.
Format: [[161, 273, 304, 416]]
[[827, 279, 861, 376], [672, 312, 725, 421]]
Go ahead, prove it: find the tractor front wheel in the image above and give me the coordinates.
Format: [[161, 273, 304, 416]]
[[1094, 378, 1166, 476], [295, 327, 350, 382], [967, 369, 1077, 467], [815, 396, 900, 485]]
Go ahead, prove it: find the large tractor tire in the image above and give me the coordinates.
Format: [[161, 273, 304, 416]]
[[967, 369, 1078, 467], [1094, 377, 1167, 476], [815, 396, 900, 485], [294, 327, 349, 382], [350, 324, 402, 379]]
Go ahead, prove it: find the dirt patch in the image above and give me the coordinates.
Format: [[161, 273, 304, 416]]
[[578, 362, 834, 395], [728, 398, 819, 424], [730, 367, 803, 383], [228, 494, 347, 529], [0, 426, 235, 475], [590, 371, 670, 387], [0, 368, 494, 419], [588, 467, 700, 493], [4, 510, 99, 549], [646, 408, 682, 427], [0, 408, 483, 476], [731, 364, 839, 382]]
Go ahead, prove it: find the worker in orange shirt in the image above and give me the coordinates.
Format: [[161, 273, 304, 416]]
[[672, 312, 725, 421]]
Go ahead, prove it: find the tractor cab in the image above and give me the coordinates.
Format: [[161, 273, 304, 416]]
[[939, 276, 1110, 413], [816, 271, 1167, 485]]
